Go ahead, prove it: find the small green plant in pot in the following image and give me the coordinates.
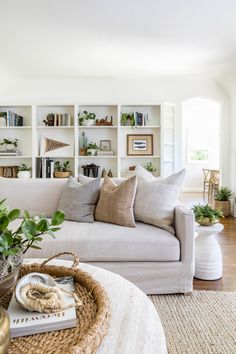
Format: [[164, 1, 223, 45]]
[[78, 111, 96, 126], [121, 113, 135, 126], [54, 161, 71, 178], [144, 162, 157, 175], [87, 142, 99, 156], [0, 138, 18, 151], [17, 163, 32, 179], [214, 187, 232, 217], [192, 204, 224, 226], [0, 199, 65, 296]]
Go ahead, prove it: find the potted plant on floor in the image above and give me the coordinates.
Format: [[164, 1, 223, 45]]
[[78, 111, 96, 126], [0, 199, 65, 296], [54, 160, 71, 178], [17, 163, 32, 179], [87, 142, 99, 156], [214, 187, 232, 217], [192, 204, 224, 226], [0, 138, 18, 151]]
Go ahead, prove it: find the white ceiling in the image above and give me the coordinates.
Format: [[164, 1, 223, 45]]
[[1, 0, 236, 79]]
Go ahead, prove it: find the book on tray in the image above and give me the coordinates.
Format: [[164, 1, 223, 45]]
[[7, 276, 77, 337]]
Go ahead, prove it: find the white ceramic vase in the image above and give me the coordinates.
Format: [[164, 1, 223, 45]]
[[81, 119, 95, 126], [6, 144, 16, 151], [87, 149, 97, 156], [17, 171, 31, 179]]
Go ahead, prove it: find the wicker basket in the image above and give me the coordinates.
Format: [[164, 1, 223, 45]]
[[0, 252, 111, 354]]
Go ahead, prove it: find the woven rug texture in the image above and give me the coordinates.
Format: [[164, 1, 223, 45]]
[[149, 291, 236, 354]]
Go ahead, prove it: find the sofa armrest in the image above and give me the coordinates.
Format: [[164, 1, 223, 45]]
[[174, 206, 195, 264]]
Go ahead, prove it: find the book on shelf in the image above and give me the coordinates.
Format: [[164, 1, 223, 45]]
[[46, 113, 72, 127], [3, 110, 24, 127], [97, 150, 114, 156], [0, 150, 21, 156], [8, 276, 77, 337], [39, 157, 55, 178], [134, 112, 148, 126]]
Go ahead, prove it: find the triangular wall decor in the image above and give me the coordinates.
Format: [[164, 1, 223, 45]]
[[45, 137, 70, 152]]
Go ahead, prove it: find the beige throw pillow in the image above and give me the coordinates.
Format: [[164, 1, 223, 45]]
[[134, 165, 185, 234], [95, 176, 137, 227]]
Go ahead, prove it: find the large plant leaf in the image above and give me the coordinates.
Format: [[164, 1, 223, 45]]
[[51, 210, 65, 226], [8, 209, 21, 222], [21, 220, 37, 239], [0, 215, 9, 232], [36, 219, 48, 233]]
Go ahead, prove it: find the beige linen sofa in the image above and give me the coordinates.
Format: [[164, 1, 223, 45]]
[[0, 178, 195, 294]]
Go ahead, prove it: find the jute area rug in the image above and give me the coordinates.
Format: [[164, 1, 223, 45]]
[[149, 291, 236, 354]]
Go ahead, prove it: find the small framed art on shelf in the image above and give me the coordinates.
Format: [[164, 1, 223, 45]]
[[127, 134, 153, 156]]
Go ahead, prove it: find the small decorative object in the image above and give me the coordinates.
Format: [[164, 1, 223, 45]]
[[101, 168, 107, 178], [78, 111, 96, 126], [95, 116, 113, 126], [0, 307, 10, 354], [126, 165, 136, 178], [15, 272, 82, 313], [0, 199, 65, 296], [80, 131, 88, 156], [43, 113, 54, 126], [192, 204, 224, 226], [100, 140, 111, 151], [144, 161, 157, 175], [0, 138, 18, 151], [214, 186, 232, 217], [0, 166, 18, 178], [82, 164, 100, 178], [17, 163, 32, 179], [121, 113, 135, 126], [127, 134, 153, 156], [87, 142, 99, 156], [54, 160, 71, 178], [40, 136, 70, 156], [0, 112, 7, 127], [107, 169, 113, 178]]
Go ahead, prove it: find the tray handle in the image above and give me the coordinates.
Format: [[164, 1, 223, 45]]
[[40, 252, 80, 269]]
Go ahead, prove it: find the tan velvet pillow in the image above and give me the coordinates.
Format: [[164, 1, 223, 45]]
[[95, 176, 137, 227]]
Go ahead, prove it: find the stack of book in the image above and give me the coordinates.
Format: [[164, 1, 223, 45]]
[[0, 111, 24, 126], [38, 157, 55, 178], [97, 150, 114, 156], [134, 112, 148, 126], [46, 113, 72, 126], [0, 150, 21, 156]]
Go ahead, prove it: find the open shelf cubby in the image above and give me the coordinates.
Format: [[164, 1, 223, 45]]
[[0, 103, 176, 179]]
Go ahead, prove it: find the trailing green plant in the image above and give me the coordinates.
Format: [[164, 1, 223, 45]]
[[0, 199, 65, 274], [192, 203, 224, 223], [120, 113, 135, 126], [214, 187, 233, 201], [0, 112, 7, 118], [0, 138, 18, 147], [144, 161, 157, 172], [78, 111, 96, 125], [18, 163, 31, 172], [87, 142, 99, 149], [54, 161, 70, 172]]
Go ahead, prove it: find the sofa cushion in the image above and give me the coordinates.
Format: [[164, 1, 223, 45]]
[[58, 176, 100, 223], [24, 220, 180, 262], [134, 165, 185, 234], [95, 176, 137, 227]]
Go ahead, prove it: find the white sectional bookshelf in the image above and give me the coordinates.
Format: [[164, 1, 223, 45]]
[[0, 103, 176, 179]]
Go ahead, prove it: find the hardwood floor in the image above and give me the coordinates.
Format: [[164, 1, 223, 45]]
[[193, 217, 236, 291]]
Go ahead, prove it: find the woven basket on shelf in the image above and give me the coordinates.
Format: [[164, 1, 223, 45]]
[[0, 252, 111, 354]]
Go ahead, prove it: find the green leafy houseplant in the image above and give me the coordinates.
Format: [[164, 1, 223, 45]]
[[54, 161, 71, 178], [78, 111, 96, 126], [18, 163, 31, 172], [214, 186, 233, 218], [144, 162, 157, 173], [192, 204, 224, 226], [87, 142, 99, 156], [121, 113, 135, 126], [0, 138, 18, 148], [17, 163, 32, 179], [0, 199, 65, 294]]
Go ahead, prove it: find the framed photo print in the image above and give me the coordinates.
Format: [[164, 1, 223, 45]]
[[100, 139, 111, 151], [127, 134, 153, 156]]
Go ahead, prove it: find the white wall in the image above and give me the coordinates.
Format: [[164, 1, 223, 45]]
[[0, 76, 231, 190]]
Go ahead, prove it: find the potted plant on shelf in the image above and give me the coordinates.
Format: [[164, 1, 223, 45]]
[[17, 163, 32, 179], [0, 138, 18, 151], [214, 186, 233, 217], [0, 112, 7, 127], [121, 113, 135, 126], [144, 162, 157, 176], [0, 199, 65, 296], [54, 161, 71, 178], [192, 204, 224, 226], [78, 111, 96, 126], [87, 143, 99, 156]]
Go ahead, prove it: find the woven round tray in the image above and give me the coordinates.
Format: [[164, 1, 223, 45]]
[[0, 252, 111, 354]]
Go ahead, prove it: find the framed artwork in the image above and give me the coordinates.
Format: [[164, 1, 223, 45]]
[[100, 139, 111, 151], [127, 134, 153, 156]]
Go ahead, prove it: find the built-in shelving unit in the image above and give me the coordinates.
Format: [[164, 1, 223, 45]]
[[0, 103, 176, 178]]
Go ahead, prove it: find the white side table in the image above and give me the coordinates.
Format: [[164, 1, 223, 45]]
[[195, 223, 224, 280]]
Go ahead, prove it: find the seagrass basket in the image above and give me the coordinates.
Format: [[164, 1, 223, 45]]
[[0, 252, 111, 354]]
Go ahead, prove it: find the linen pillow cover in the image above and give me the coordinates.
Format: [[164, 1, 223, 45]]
[[58, 176, 100, 222], [134, 165, 185, 234], [95, 176, 137, 227]]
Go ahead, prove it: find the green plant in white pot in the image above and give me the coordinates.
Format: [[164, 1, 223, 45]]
[[0, 138, 18, 151], [192, 204, 224, 226], [17, 163, 32, 179], [214, 187, 232, 218], [0, 199, 65, 296], [78, 111, 96, 126], [87, 142, 99, 156]]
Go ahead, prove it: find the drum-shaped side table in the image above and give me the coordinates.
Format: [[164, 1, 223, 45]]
[[195, 223, 224, 280]]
